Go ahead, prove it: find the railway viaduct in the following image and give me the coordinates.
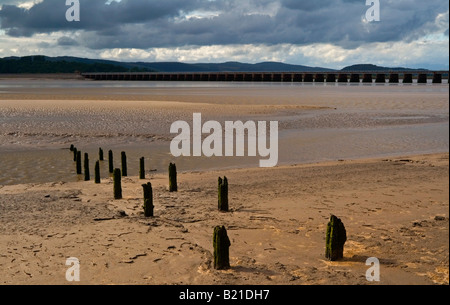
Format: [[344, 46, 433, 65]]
[[82, 71, 448, 84]]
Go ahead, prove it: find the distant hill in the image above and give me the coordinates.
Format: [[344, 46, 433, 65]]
[[0, 56, 152, 74], [0, 56, 431, 74], [0, 56, 335, 74], [341, 64, 428, 72], [136, 61, 335, 72]]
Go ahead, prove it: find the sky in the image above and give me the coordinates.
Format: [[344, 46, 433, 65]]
[[0, 0, 448, 69]]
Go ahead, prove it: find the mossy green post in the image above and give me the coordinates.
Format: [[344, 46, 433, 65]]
[[76, 151, 82, 175], [108, 150, 114, 174], [218, 177, 229, 212], [213, 226, 231, 270], [121, 151, 127, 177], [169, 163, 177, 192], [142, 182, 154, 217], [73, 147, 78, 162], [99, 148, 104, 161], [113, 168, 122, 200], [84, 153, 90, 181], [95, 160, 101, 184], [140, 157, 145, 180], [325, 215, 347, 261]]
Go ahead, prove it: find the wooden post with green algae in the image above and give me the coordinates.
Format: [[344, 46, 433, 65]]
[[213, 226, 231, 270], [325, 215, 347, 261]]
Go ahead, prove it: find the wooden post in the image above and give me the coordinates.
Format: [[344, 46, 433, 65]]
[[70, 144, 74, 152], [73, 147, 78, 162], [325, 215, 347, 261], [95, 160, 101, 184], [213, 226, 231, 270], [121, 152, 127, 177], [113, 168, 122, 199], [76, 151, 82, 175], [108, 150, 114, 174], [169, 163, 177, 192], [142, 182, 154, 217], [99, 148, 104, 161], [84, 153, 90, 181], [218, 177, 229, 212], [140, 157, 145, 180]]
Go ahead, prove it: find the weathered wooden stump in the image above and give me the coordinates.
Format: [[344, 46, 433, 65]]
[[140, 157, 145, 180], [95, 160, 101, 184], [76, 151, 82, 175], [113, 168, 122, 200], [99, 148, 104, 161], [325, 215, 347, 261], [142, 182, 154, 217], [108, 150, 114, 174], [213, 226, 231, 270], [169, 163, 177, 192], [84, 153, 90, 181], [218, 177, 229, 212], [121, 152, 127, 177]]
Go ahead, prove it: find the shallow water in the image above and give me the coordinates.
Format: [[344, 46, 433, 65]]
[[0, 81, 448, 185]]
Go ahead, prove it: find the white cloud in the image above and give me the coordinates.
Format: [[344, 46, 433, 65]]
[[96, 40, 448, 70]]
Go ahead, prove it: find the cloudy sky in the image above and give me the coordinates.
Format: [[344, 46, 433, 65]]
[[0, 0, 448, 69]]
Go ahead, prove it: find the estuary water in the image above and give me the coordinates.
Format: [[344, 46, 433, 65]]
[[0, 80, 448, 185]]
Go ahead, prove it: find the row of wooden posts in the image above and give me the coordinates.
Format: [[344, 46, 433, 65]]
[[69, 144, 347, 269]]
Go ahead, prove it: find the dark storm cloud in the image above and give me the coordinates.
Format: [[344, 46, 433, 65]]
[[0, 0, 205, 35], [0, 0, 448, 48]]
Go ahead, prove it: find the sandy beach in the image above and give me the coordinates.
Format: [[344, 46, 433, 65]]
[[0, 81, 448, 285], [0, 153, 448, 285]]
